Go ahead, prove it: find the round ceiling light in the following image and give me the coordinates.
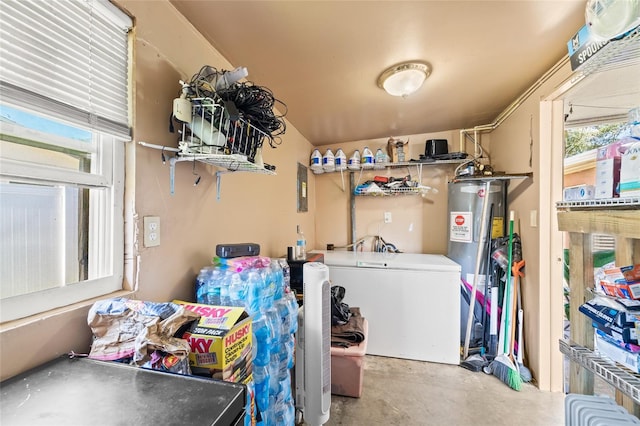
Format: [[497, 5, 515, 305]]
[[377, 62, 431, 97]]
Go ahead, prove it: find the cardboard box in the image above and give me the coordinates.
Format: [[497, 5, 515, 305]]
[[594, 331, 640, 373], [387, 138, 408, 163], [174, 301, 253, 383], [563, 184, 595, 201], [620, 140, 640, 197], [595, 158, 619, 199], [600, 280, 640, 300], [622, 264, 640, 283]]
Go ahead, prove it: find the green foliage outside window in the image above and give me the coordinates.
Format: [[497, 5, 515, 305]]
[[564, 123, 630, 157]]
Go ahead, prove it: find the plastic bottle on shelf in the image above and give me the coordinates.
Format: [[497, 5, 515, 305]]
[[348, 149, 361, 170], [322, 148, 335, 172], [295, 225, 306, 260], [310, 149, 323, 173], [334, 148, 347, 171], [374, 148, 387, 169], [362, 146, 374, 169]]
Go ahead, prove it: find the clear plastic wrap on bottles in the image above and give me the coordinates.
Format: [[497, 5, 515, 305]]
[[192, 256, 299, 426]]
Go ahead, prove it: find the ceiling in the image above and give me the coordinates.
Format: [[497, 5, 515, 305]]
[[170, 1, 590, 146]]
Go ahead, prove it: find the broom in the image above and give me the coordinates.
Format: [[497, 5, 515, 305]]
[[490, 211, 522, 391]]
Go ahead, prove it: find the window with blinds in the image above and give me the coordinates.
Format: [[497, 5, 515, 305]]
[[0, 0, 132, 322]]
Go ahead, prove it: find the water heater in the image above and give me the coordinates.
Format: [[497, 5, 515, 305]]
[[447, 180, 506, 282], [294, 262, 331, 426], [447, 180, 506, 345]]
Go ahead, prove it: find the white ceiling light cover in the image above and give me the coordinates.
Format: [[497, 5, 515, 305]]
[[378, 63, 431, 97]]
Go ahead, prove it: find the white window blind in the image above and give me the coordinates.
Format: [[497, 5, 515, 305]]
[[0, 0, 132, 138]]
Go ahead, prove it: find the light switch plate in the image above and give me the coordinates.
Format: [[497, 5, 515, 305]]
[[144, 216, 160, 247]]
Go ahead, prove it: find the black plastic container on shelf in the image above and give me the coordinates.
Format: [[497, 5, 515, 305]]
[[425, 139, 448, 158], [215, 243, 260, 258]]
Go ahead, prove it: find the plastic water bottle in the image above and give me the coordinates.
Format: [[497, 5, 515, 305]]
[[285, 292, 299, 334], [335, 148, 347, 171], [310, 149, 323, 173], [205, 268, 223, 305], [271, 260, 284, 301], [374, 148, 387, 169], [253, 363, 270, 412], [285, 333, 295, 369], [348, 149, 361, 170], [195, 267, 212, 303], [265, 307, 281, 349], [245, 270, 263, 315], [228, 271, 246, 307], [322, 148, 335, 172], [362, 146, 374, 169], [219, 269, 232, 306], [253, 313, 271, 366], [295, 225, 306, 260]]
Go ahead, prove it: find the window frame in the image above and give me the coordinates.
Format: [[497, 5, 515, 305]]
[[0, 108, 126, 322], [0, 0, 131, 322]]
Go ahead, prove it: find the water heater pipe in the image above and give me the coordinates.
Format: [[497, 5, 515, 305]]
[[458, 56, 570, 153]]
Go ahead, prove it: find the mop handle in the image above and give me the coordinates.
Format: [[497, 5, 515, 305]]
[[502, 211, 515, 355]]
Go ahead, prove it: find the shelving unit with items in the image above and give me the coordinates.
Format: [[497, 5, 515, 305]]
[[139, 66, 285, 200], [558, 204, 640, 414], [557, 20, 640, 417]]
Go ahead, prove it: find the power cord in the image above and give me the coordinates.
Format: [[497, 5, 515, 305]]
[[182, 65, 287, 148]]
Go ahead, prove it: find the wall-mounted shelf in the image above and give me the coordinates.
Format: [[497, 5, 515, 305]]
[[169, 152, 275, 175], [312, 158, 468, 175], [138, 141, 275, 201], [559, 339, 640, 404], [354, 185, 435, 197], [452, 172, 533, 183], [575, 25, 640, 79], [313, 158, 467, 194], [556, 197, 640, 210]]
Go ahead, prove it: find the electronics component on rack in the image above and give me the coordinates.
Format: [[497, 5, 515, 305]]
[[173, 81, 193, 123], [215, 67, 248, 91]]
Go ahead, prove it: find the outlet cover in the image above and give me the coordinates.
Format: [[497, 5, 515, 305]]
[[144, 216, 161, 247]]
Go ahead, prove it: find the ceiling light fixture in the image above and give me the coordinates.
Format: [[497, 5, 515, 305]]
[[377, 62, 431, 97]]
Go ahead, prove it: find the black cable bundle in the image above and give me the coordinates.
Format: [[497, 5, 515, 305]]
[[185, 66, 287, 150]]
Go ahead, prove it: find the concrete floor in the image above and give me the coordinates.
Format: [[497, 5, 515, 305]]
[[322, 355, 565, 426]]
